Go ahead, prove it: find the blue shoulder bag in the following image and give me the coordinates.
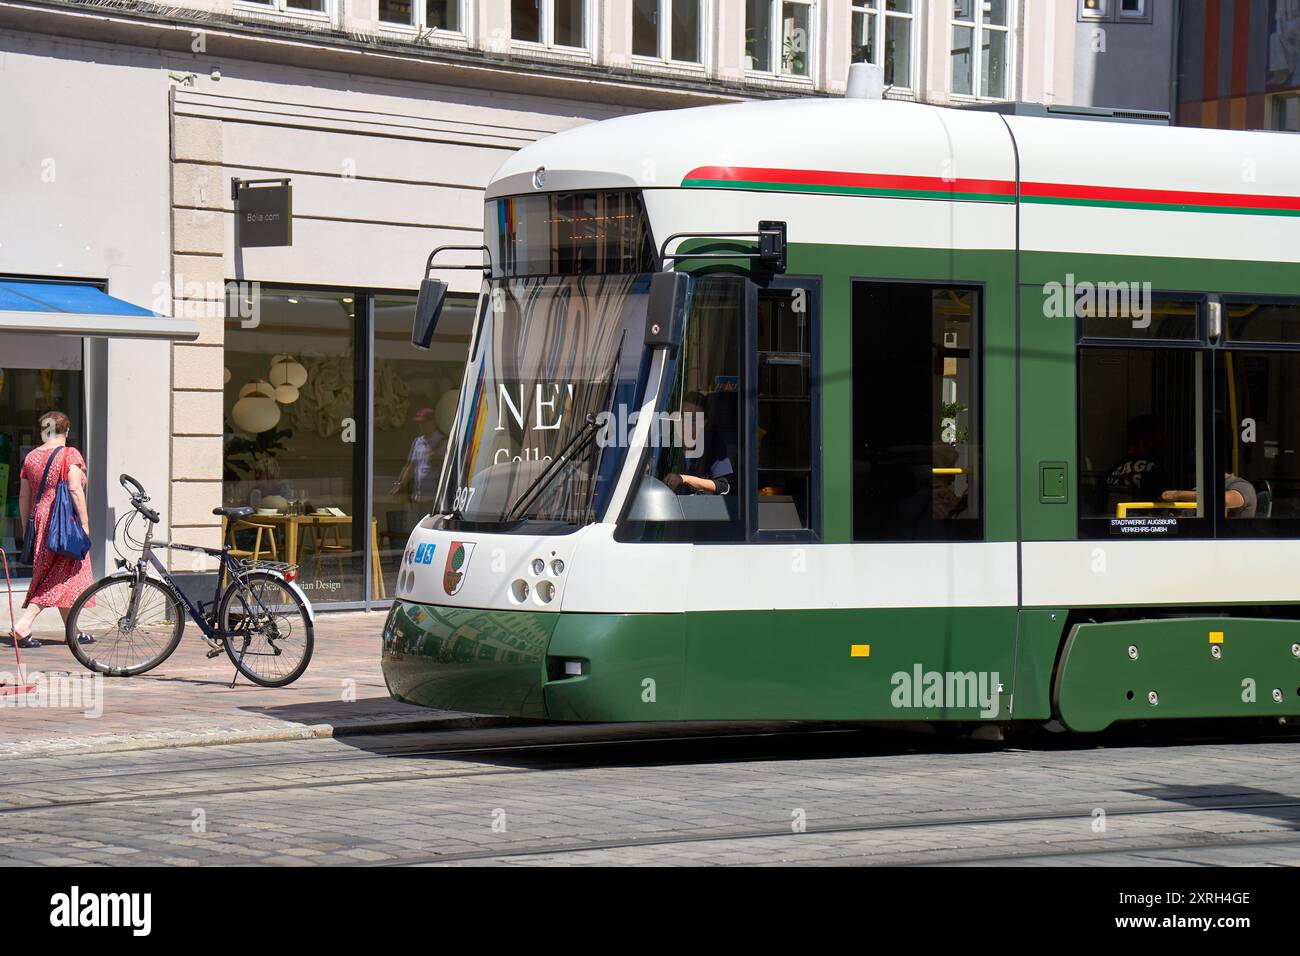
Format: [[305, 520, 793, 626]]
[[48, 448, 92, 560]]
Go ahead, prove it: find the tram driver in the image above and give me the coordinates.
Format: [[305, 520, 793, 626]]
[[665, 391, 736, 496]]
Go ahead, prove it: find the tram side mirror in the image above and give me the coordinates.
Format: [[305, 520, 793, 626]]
[[758, 220, 787, 273], [645, 271, 689, 352], [411, 278, 449, 350]]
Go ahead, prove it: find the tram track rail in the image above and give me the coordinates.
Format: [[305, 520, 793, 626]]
[[376, 799, 1300, 866]]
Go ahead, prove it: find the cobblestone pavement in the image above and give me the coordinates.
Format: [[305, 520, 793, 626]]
[[0, 610, 487, 756], [1, 725, 1298, 866]]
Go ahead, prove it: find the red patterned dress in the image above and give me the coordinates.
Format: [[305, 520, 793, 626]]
[[22, 445, 93, 609]]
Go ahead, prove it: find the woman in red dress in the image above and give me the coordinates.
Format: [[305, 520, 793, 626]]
[[8, 410, 94, 648]]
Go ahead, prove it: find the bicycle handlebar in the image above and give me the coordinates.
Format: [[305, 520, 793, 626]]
[[119, 473, 160, 524]]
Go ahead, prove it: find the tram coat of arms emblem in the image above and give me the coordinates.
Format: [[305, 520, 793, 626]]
[[443, 541, 475, 595]]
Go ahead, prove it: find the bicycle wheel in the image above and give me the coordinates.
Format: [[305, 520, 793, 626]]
[[217, 571, 314, 687], [66, 575, 185, 676]]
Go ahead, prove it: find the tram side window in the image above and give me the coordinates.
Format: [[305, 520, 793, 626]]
[[1077, 347, 1205, 527], [1220, 298, 1300, 530], [756, 287, 814, 532], [851, 282, 982, 542], [636, 276, 746, 542]]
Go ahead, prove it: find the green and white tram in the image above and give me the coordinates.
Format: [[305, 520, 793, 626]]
[[382, 98, 1300, 732]]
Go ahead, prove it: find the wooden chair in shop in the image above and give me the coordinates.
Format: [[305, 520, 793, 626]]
[[298, 517, 387, 599], [220, 515, 280, 583]]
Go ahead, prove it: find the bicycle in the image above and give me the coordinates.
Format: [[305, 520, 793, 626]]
[[65, 474, 315, 687]]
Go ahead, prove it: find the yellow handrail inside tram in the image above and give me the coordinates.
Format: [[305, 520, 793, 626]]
[[1115, 501, 1198, 518]]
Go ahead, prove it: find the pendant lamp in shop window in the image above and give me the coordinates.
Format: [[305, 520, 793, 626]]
[[269, 357, 308, 389], [231, 395, 281, 434]]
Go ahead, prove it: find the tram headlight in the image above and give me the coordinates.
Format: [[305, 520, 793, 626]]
[[510, 579, 530, 604], [535, 580, 555, 605], [530, 558, 546, 576], [550, 559, 564, 576]]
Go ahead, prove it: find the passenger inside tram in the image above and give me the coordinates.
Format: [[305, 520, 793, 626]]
[[664, 390, 736, 496], [1161, 474, 1258, 518], [1103, 414, 1176, 512]]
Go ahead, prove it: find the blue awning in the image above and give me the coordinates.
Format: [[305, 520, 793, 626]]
[[0, 280, 199, 340]]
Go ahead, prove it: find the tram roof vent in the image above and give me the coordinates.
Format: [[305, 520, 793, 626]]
[[845, 62, 884, 100], [957, 101, 1170, 126]]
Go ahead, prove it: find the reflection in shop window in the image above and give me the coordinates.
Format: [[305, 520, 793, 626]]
[[373, 293, 474, 599], [0, 339, 84, 578], [223, 288, 363, 604]]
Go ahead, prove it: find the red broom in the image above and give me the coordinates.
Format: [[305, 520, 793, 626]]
[[1, 550, 37, 697]]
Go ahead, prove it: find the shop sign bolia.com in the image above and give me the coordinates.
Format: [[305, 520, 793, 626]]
[[232, 178, 293, 248]]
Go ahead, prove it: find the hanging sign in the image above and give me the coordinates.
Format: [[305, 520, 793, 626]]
[[232, 178, 292, 248]]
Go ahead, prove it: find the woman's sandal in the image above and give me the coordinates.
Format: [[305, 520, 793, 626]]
[[6, 632, 42, 649]]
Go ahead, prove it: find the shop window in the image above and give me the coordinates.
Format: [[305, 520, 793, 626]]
[[224, 289, 363, 603], [0, 337, 85, 578], [373, 293, 475, 596], [852, 281, 982, 541]]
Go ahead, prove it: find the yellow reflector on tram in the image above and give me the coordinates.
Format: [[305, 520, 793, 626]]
[[851, 644, 871, 657], [1209, 631, 1224, 644]]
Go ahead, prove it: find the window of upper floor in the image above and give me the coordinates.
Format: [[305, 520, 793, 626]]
[[512, 0, 590, 52], [951, 0, 1013, 100], [745, 0, 814, 80], [851, 1, 916, 92], [234, 0, 331, 20], [1269, 92, 1300, 133], [633, 0, 705, 66], [378, 0, 463, 35]]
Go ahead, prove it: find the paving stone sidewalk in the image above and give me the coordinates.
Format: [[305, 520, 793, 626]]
[[0, 609, 487, 757]]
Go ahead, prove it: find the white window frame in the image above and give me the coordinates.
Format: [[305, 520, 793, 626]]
[[232, 0, 333, 25], [511, 0, 591, 54], [631, 0, 707, 67], [850, 1, 918, 92], [1117, 0, 1149, 21], [1269, 92, 1300, 132], [375, 0, 466, 38], [745, 0, 817, 82], [951, 1, 1015, 102]]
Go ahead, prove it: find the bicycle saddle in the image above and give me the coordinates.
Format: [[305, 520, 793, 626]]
[[213, 506, 256, 520]]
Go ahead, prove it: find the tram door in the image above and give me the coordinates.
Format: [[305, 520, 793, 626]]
[[647, 275, 832, 718]]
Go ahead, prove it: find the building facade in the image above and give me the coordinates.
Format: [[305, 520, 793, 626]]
[[1176, 0, 1300, 131], [1, 0, 1172, 611]]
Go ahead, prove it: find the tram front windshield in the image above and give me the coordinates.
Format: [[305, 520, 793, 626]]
[[438, 274, 653, 526]]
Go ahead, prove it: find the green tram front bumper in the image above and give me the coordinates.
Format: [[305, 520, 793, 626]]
[[382, 600, 686, 721]]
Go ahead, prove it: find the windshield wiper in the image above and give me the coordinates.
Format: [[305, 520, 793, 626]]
[[503, 414, 601, 522], [503, 330, 627, 524]]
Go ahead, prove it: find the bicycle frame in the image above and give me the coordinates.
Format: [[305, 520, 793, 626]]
[[120, 519, 312, 642]]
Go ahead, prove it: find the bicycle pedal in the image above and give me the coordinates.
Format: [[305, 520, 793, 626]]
[[205, 647, 224, 659]]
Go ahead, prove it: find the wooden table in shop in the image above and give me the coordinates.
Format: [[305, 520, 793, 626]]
[[245, 513, 385, 598]]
